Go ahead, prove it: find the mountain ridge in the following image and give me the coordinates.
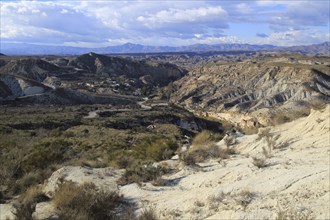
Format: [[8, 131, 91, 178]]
[[1, 42, 329, 55]]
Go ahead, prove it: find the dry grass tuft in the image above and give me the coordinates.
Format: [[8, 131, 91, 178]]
[[182, 144, 228, 166], [235, 190, 256, 209], [137, 207, 158, 220], [151, 177, 168, 186], [14, 185, 48, 220], [192, 130, 222, 148], [53, 182, 125, 220], [208, 191, 227, 203], [276, 206, 315, 220]]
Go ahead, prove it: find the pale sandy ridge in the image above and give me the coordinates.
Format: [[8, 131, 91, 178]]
[[121, 105, 330, 220]]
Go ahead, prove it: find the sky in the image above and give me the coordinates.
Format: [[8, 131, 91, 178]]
[[1, 0, 329, 48]]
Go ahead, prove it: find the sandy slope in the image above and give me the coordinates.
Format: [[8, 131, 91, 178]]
[[121, 105, 330, 220]]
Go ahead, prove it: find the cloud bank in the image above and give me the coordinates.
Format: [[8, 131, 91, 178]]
[[1, 0, 329, 47]]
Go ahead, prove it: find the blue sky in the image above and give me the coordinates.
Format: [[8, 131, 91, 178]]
[[1, 0, 329, 47]]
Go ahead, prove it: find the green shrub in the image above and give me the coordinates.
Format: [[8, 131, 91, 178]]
[[134, 136, 178, 161], [63, 131, 75, 138], [145, 140, 175, 161], [47, 128, 62, 137], [0, 125, 13, 134], [115, 155, 137, 169], [54, 182, 126, 220], [15, 171, 43, 193], [117, 163, 169, 185], [21, 139, 71, 173]]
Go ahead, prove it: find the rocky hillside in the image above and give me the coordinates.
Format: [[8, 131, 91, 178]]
[[0, 53, 186, 104], [0, 73, 136, 105], [68, 52, 187, 86], [170, 54, 330, 129], [279, 41, 330, 55], [0, 58, 61, 81]]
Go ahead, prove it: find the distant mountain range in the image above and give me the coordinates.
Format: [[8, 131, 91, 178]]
[[0, 42, 329, 55]]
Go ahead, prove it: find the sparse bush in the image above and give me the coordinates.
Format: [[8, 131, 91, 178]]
[[53, 182, 126, 220], [256, 128, 272, 141], [257, 128, 274, 158], [14, 185, 48, 220], [182, 151, 198, 166], [208, 191, 227, 203], [47, 128, 62, 137], [182, 144, 228, 166], [0, 125, 13, 134], [145, 140, 175, 161], [192, 130, 222, 147], [117, 163, 169, 185], [15, 171, 43, 194], [224, 135, 236, 146], [63, 131, 75, 138], [21, 139, 71, 173], [120, 207, 136, 220], [252, 156, 268, 168], [29, 131, 37, 137], [137, 207, 158, 220], [276, 206, 315, 220], [151, 177, 168, 186], [134, 136, 178, 161], [194, 200, 205, 207], [235, 190, 256, 209], [116, 155, 137, 169], [0, 162, 13, 187], [82, 129, 89, 137]]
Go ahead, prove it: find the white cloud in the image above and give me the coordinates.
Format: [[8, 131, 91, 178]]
[[60, 9, 68, 14], [255, 29, 329, 46], [236, 3, 253, 14], [137, 6, 227, 26], [0, 1, 109, 43], [0, 0, 329, 47], [255, 1, 329, 29]]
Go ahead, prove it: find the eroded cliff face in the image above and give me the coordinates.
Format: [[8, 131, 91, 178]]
[[170, 56, 330, 129]]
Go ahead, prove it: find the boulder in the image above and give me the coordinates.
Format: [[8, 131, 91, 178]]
[[43, 166, 121, 198], [0, 203, 16, 220], [32, 202, 58, 220]]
